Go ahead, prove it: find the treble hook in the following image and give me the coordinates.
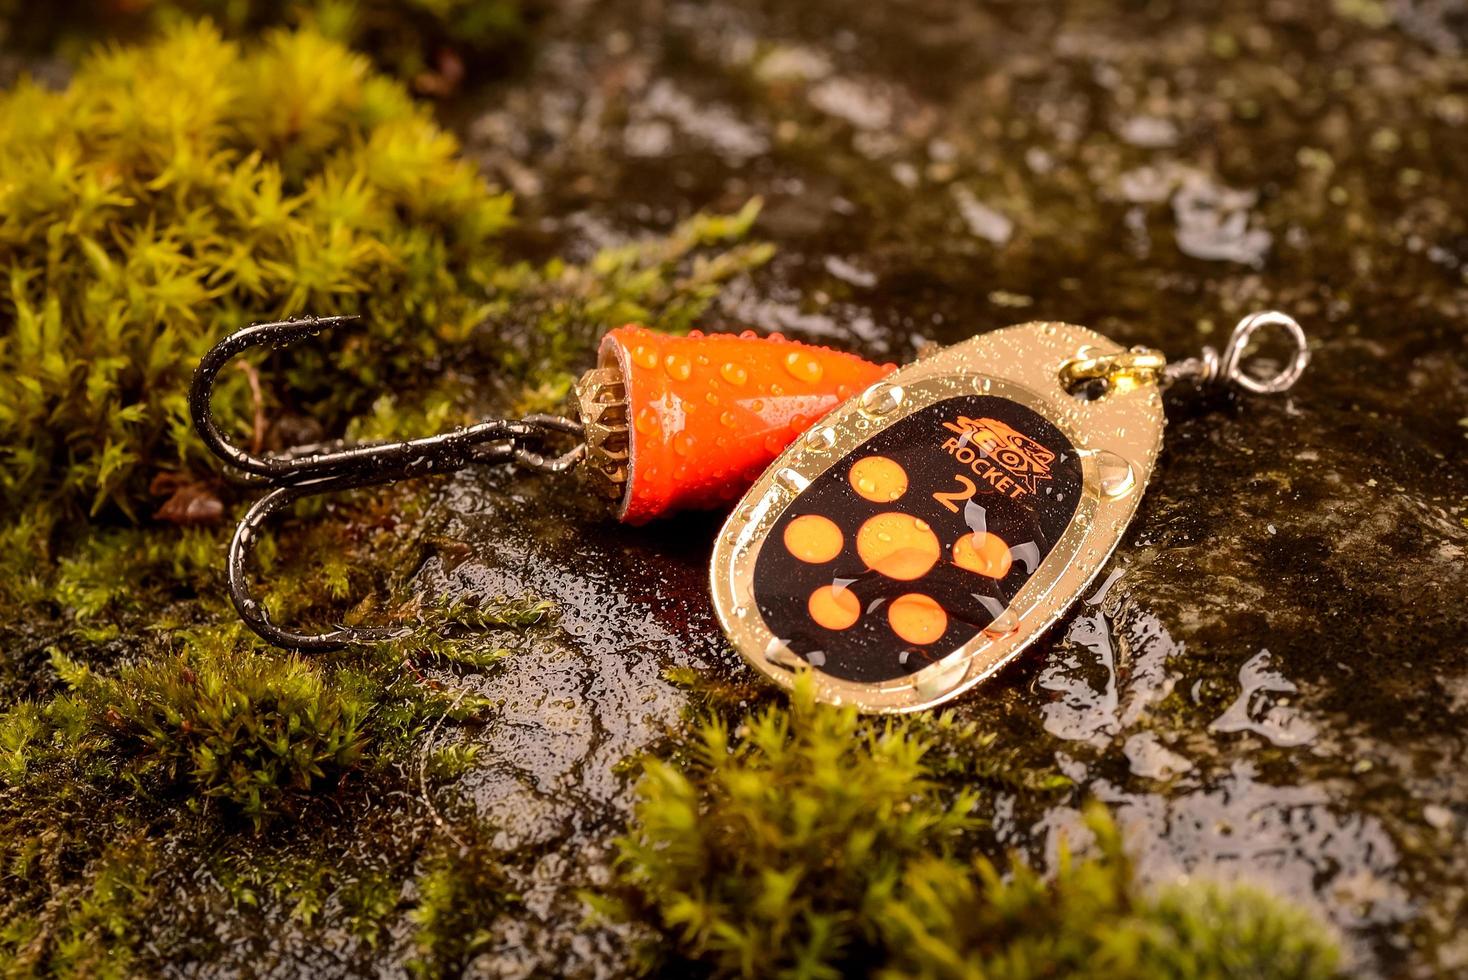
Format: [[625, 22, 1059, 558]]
[[190, 315, 585, 652]]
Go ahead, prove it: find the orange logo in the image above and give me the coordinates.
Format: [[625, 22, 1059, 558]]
[[941, 416, 1055, 494]]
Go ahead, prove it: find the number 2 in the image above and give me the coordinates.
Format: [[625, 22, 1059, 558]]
[[933, 474, 977, 512]]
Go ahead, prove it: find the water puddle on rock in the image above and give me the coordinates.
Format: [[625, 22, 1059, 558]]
[[391, 469, 733, 973], [1018, 574, 1412, 968]]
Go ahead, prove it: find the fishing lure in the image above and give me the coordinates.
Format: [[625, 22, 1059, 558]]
[[192, 310, 1306, 712]]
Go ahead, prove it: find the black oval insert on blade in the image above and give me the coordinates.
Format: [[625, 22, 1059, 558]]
[[752, 394, 1082, 683]]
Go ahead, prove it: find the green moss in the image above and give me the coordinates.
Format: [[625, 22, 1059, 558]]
[[1, 832, 160, 979], [408, 826, 519, 977], [613, 680, 1342, 979], [616, 678, 980, 975], [0, 0, 526, 86], [0, 22, 507, 516], [0, 733, 159, 975], [0, 625, 507, 969], [0, 19, 769, 521], [51, 527, 224, 623], [54, 639, 367, 826], [491, 198, 774, 412], [0, 17, 757, 517], [880, 812, 1341, 980], [0, 485, 524, 968]]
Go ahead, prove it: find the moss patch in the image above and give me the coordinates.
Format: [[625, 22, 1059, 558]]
[[0, 21, 512, 515], [613, 680, 1342, 978], [0, 18, 772, 975], [0, 0, 526, 88]]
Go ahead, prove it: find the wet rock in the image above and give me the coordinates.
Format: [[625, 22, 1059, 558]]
[[437, 1, 1468, 974], [118, 0, 1466, 974]]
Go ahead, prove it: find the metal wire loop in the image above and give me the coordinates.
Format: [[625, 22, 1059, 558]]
[[1217, 310, 1310, 394], [190, 315, 585, 652], [1163, 310, 1309, 394]]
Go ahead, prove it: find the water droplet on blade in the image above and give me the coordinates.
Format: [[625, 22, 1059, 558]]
[[983, 609, 1020, 638], [912, 656, 968, 701], [775, 467, 811, 492], [664, 353, 692, 380], [859, 382, 905, 417], [804, 425, 836, 450], [1095, 450, 1136, 498], [764, 636, 803, 669], [632, 345, 658, 369]]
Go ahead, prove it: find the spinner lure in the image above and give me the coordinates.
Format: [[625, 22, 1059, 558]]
[[193, 310, 1306, 712]]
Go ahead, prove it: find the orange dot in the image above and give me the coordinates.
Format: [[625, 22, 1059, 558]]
[[888, 593, 947, 645], [808, 584, 860, 631], [952, 531, 1012, 579], [849, 456, 908, 503], [856, 512, 940, 580], [784, 514, 844, 564]]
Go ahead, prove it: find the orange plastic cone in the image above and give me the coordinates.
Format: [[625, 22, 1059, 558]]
[[597, 325, 894, 523]]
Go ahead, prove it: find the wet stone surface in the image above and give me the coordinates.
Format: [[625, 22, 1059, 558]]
[[405, 474, 735, 976], [413, 1, 1468, 975], [230, 1, 1468, 975]]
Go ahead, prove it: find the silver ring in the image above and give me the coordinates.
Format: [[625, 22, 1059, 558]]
[[1219, 311, 1309, 395]]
